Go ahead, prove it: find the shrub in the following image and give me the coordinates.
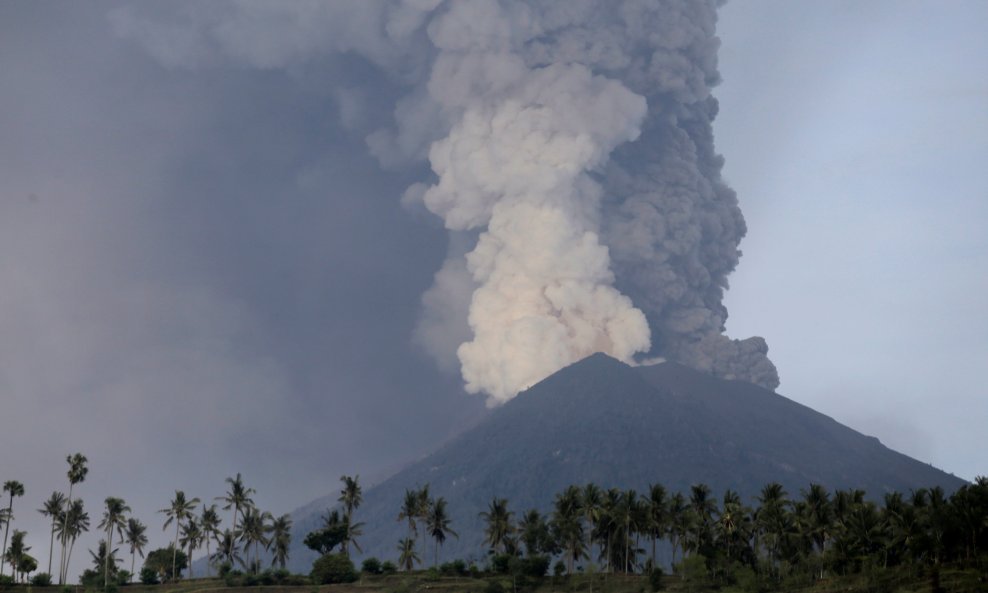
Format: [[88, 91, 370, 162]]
[[217, 561, 233, 577], [139, 567, 159, 585], [649, 566, 664, 592], [484, 580, 505, 593], [490, 554, 511, 574], [361, 557, 383, 575], [311, 553, 357, 585], [380, 561, 397, 575], [522, 555, 549, 578], [0, 575, 14, 589], [31, 573, 53, 587], [553, 560, 566, 577]]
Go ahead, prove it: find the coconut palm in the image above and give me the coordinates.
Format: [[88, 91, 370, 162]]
[[3, 530, 29, 582], [415, 485, 431, 549], [397, 537, 419, 571], [518, 509, 549, 557], [646, 483, 668, 569], [88, 540, 119, 586], [270, 514, 292, 569], [98, 497, 130, 589], [581, 483, 603, 564], [238, 506, 272, 574], [198, 505, 221, 577], [338, 475, 362, 557], [59, 452, 88, 584], [123, 518, 147, 583], [58, 499, 90, 581], [425, 497, 456, 568], [179, 517, 202, 578], [211, 530, 244, 570], [216, 474, 254, 537], [480, 497, 514, 554], [0, 481, 24, 579], [398, 489, 420, 539], [160, 490, 200, 581], [38, 491, 65, 577], [551, 486, 585, 574]]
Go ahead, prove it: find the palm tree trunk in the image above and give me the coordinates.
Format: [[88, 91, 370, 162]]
[[189, 541, 194, 579], [0, 497, 11, 578], [60, 484, 74, 585], [48, 521, 56, 576], [105, 524, 112, 590], [205, 538, 211, 578], [131, 550, 136, 583], [173, 521, 180, 580]]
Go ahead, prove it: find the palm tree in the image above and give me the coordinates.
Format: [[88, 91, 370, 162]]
[[551, 486, 585, 574], [59, 452, 88, 585], [480, 497, 514, 554], [667, 493, 687, 571], [338, 475, 362, 557], [211, 530, 243, 570], [3, 530, 29, 582], [398, 489, 420, 540], [646, 483, 668, 569], [216, 474, 254, 540], [88, 540, 118, 587], [38, 491, 65, 578], [518, 509, 549, 557], [123, 518, 148, 583], [800, 484, 832, 577], [0, 481, 24, 579], [98, 497, 130, 589], [397, 537, 419, 571], [415, 485, 431, 550], [270, 514, 292, 569], [199, 505, 221, 577], [179, 517, 202, 578], [582, 483, 603, 565], [58, 499, 90, 581], [425, 497, 456, 568], [238, 506, 272, 574], [160, 490, 200, 581]]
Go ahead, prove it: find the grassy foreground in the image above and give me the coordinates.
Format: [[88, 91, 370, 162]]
[[18, 564, 985, 593]]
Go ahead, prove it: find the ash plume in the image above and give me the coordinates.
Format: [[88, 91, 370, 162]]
[[112, 0, 779, 403]]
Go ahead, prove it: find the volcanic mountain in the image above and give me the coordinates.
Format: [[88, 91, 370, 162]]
[[284, 353, 964, 571]]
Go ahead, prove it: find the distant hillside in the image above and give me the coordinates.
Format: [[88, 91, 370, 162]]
[[283, 353, 965, 572]]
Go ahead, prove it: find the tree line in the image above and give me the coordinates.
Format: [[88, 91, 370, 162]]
[[0, 454, 292, 588]]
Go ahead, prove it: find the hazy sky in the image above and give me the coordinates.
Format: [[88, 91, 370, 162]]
[[1, 0, 985, 581]]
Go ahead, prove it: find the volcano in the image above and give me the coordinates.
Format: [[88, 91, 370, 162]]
[[284, 353, 964, 571]]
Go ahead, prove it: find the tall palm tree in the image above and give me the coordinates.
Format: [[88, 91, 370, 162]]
[[238, 506, 272, 574], [425, 497, 456, 568], [123, 518, 148, 583], [98, 497, 130, 589], [0, 481, 25, 579], [216, 474, 254, 541], [198, 505, 221, 577], [667, 492, 687, 571], [38, 491, 66, 577], [58, 499, 90, 581], [160, 490, 200, 581], [479, 497, 514, 554], [551, 486, 585, 574], [397, 537, 419, 572], [270, 514, 292, 569], [800, 484, 832, 577], [582, 483, 603, 565], [179, 517, 202, 578], [398, 489, 420, 540], [415, 485, 431, 551], [338, 475, 362, 557], [59, 452, 88, 585], [646, 483, 668, 569]]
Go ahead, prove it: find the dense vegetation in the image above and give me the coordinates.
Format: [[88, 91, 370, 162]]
[[3, 453, 987, 593]]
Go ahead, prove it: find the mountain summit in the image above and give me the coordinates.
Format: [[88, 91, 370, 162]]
[[286, 353, 964, 570]]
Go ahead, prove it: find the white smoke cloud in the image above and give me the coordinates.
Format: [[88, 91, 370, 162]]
[[111, 0, 779, 403]]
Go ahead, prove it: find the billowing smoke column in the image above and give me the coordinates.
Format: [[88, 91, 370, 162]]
[[111, 0, 779, 404], [410, 0, 779, 402]]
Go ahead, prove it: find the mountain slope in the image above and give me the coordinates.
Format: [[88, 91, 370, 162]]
[[285, 353, 965, 571]]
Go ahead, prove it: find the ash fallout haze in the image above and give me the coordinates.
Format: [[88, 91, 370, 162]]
[[1, 0, 986, 582]]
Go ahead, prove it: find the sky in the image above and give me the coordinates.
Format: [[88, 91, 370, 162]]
[[1, 0, 986, 581]]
